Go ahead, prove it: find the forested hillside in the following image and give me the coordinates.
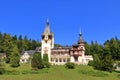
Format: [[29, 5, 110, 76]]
[[0, 32, 120, 72], [0, 32, 41, 53], [85, 37, 120, 72], [85, 37, 120, 61]]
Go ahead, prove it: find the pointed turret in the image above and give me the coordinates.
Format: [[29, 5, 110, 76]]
[[43, 19, 50, 35], [78, 29, 84, 44]]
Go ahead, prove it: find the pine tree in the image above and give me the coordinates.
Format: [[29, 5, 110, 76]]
[[102, 54, 114, 72], [31, 52, 43, 69], [93, 54, 101, 70], [43, 54, 50, 68], [2, 33, 12, 63], [10, 44, 20, 67], [17, 35, 23, 53], [43, 54, 49, 62], [0, 32, 3, 53], [85, 42, 91, 55], [0, 59, 5, 74]]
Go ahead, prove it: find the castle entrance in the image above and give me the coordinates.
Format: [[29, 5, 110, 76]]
[[74, 55, 78, 62]]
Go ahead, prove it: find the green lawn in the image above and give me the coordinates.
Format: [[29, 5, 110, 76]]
[[0, 64, 120, 80]]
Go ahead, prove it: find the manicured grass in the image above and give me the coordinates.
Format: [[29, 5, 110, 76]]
[[0, 64, 120, 80]]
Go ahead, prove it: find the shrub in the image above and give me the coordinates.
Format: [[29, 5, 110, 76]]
[[0, 59, 5, 74], [65, 62, 75, 69], [31, 52, 43, 69], [31, 53, 51, 69], [10, 55, 20, 67], [0, 68, 5, 74], [88, 60, 94, 66], [43, 54, 49, 62], [42, 61, 51, 68]]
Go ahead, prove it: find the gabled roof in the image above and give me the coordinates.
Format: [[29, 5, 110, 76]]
[[20, 50, 36, 56]]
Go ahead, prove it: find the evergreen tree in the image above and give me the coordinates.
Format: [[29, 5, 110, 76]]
[[2, 33, 12, 63], [92, 40, 114, 72], [43, 54, 49, 62], [0, 32, 42, 53], [31, 52, 43, 69], [0, 32, 3, 53], [102, 54, 114, 72], [85, 42, 91, 55], [23, 35, 29, 50], [10, 44, 20, 67], [93, 54, 101, 70], [12, 35, 17, 44], [43, 54, 50, 68], [31, 40, 41, 50], [54, 44, 61, 47], [0, 59, 5, 74], [17, 35, 23, 53]]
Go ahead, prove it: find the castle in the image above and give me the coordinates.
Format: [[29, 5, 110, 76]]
[[20, 20, 93, 65]]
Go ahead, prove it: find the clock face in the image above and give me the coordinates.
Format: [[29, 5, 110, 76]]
[[45, 35, 48, 40]]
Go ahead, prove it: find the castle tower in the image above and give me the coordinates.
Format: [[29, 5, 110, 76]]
[[41, 19, 54, 62], [70, 30, 86, 64], [78, 30, 85, 51], [77, 31, 86, 63]]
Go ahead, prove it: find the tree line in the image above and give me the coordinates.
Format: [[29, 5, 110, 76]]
[[0, 32, 41, 53], [0, 32, 41, 66], [85, 37, 120, 72]]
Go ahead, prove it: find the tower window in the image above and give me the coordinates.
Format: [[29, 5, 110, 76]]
[[42, 36, 44, 39]]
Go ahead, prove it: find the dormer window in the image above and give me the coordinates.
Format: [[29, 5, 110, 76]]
[[81, 47, 83, 49]]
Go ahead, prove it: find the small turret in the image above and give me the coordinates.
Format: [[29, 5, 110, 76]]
[[78, 29, 84, 44]]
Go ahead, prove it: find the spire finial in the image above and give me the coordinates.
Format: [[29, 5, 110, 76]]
[[46, 18, 49, 23], [80, 27, 82, 34], [46, 18, 49, 25], [78, 27, 84, 44], [79, 27, 82, 36]]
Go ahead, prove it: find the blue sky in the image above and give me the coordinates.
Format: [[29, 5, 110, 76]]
[[0, 0, 120, 45]]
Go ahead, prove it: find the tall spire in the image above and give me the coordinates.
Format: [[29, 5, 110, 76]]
[[78, 28, 84, 44], [43, 19, 50, 35]]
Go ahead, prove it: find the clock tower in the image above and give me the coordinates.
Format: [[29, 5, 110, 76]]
[[41, 19, 54, 62]]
